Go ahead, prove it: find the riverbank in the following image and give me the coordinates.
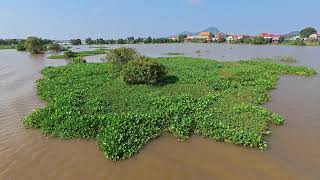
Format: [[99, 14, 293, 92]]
[[47, 48, 108, 59], [0, 45, 16, 50], [23, 56, 316, 161]]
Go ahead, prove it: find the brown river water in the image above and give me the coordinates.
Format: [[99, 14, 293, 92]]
[[1, 44, 319, 180]]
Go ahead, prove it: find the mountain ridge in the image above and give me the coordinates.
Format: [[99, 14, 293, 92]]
[[176, 27, 223, 36]]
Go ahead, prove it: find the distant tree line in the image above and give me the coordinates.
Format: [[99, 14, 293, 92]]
[[70, 39, 82, 45], [0, 39, 21, 45], [83, 36, 184, 45], [15, 37, 67, 54]]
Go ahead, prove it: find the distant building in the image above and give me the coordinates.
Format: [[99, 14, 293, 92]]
[[259, 33, 283, 43], [225, 35, 251, 43], [214, 32, 225, 42], [199, 32, 213, 39], [289, 36, 301, 41], [170, 36, 179, 41], [186, 32, 213, 42], [309, 33, 320, 41], [225, 35, 239, 42]]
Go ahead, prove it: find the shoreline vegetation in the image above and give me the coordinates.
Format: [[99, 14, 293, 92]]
[[79, 37, 320, 46], [253, 56, 298, 64], [47, 49, 108, 59], [161, 52, 185, 56], [23, 48, 316, 161], [1, 27, 318, 54], [0, 45, 16, 50]]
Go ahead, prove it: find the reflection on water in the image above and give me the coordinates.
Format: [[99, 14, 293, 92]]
[[0, 44, 319, 180]]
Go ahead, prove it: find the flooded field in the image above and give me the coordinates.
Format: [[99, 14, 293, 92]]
[[1, 44, 319, 180]]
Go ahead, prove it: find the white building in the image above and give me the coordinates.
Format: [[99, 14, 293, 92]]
[[309, 33, 320, 41], [289, 36, 301, 41]]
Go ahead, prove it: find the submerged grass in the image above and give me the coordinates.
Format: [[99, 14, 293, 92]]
[[252, 56, 298, 64], [161, 52, 184, 56], [23, 57, 316, 161], [47, 48, 108, 59], [0, 45, 16, 50]]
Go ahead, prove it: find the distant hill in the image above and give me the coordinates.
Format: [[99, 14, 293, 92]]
[[201, 27, 221, 34], [176, 27, 223, 36], [283, 31, 300, 37], [178, 31, 194, 36]]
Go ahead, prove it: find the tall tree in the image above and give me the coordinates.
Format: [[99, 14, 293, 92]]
[[300, 27, 317, 38], [25, 37, 46, 54], [70, 39, 82, 45]]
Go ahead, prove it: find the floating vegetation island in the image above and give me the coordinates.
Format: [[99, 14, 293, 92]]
[[23, 56, 316, 161]]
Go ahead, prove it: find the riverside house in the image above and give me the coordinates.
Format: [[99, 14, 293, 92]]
[[309, 33, 320, 41], [186, 32, 213, 42], [289, 35, 302, 41], [226, 35, 250, 42], [259, 33, 282, 43]]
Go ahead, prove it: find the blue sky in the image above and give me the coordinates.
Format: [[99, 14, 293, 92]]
[[0, 0, 319, 39]]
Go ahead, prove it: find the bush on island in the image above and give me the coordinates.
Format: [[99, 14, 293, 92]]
[[72, 57, 87, 64], [121, 56, 166, 85], [16, 42, 27, 51], [47, 43, 63, 52], [64, 50, 76, 58], [106, 47, 138, 67]]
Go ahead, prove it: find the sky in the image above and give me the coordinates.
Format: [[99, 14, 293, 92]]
[[0, 0, 319, 39]]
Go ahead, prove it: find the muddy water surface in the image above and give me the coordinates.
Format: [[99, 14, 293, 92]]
[[0, 44, 319, 180]]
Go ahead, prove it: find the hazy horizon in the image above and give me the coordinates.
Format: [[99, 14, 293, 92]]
[[0, 0, 319, 39]]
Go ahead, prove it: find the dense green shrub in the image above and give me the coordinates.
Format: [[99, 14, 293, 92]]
[[291, 39, 306, 46], [16, 42, 26, 51], [23, 57, 316, 161], [72, 57, 87, 63], [64, 50, 76, 58], [70, 39, 82, 45], [105, 47, 138, 67], [252, 37, 267, 44], [47, 43, 63, 52], [121, 57, 166, 85], [25, 37, 46, 54]]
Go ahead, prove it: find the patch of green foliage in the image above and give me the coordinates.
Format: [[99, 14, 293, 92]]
[[47, 49, 108, 59], [23, 57, 316, 161]]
